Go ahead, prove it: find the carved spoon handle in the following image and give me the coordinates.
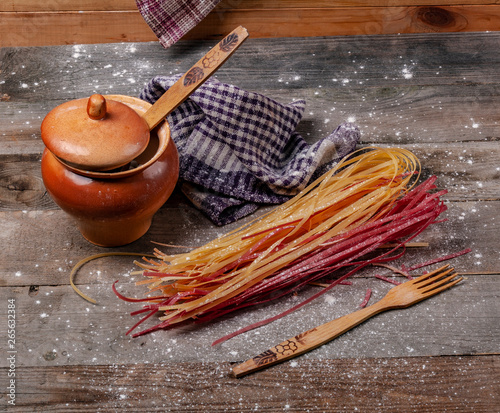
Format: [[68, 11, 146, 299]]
[[142, 26, 249, 130]]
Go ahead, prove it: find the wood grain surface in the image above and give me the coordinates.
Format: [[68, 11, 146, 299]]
[[5, 356, 500, 412], [2, 0, 500, 47], [0, 32, 499, 411]]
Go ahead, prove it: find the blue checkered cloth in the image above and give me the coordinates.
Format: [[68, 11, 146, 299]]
[[140, 75, 360, 225]]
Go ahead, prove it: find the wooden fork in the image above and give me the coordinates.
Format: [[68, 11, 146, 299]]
[[232, 264, 462, 378]]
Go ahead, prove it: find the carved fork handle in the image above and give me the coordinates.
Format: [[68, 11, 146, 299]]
[[232, 300, 387, 378]]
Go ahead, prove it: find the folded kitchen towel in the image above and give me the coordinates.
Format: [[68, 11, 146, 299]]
[[135, 0, 222, 48], [140, 75, 360, 225]]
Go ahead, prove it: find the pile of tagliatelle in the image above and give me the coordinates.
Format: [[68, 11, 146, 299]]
[[113, 146, 454, 342]]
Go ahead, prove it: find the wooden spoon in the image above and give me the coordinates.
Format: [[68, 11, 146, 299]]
[[142, 25, 249, 130], [49, 26, 248, 178]]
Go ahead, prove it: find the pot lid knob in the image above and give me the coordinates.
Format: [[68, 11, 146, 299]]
[[87, 94, 107, 120], [41, 94, 150, 171]]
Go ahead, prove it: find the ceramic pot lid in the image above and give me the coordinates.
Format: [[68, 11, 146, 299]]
[[41, 94, 150, 171]]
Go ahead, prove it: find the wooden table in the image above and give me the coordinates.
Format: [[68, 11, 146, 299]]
[[1, 32, 499, 412]]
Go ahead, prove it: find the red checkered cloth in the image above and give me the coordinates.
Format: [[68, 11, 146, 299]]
[[135, 0, 222, 48]]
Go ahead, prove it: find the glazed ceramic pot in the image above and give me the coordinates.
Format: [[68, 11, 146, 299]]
[[41, 94, 179, 247]]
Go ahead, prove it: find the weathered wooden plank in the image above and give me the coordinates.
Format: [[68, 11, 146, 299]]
[[0, 0, 135, 12], [3, 85, 500, 157], [2, 6, 500, 47], [0, 11, 154, 48], [3, 33, 500, 97], [2, 34, 500, 161], [1, 356, 498, 412], [2, 0, 497, 13], [2, 31, 499, 93], [184, 5, 500, 40], [3, 32, 500, 96], [1, 271, 498, 368], [215, 0, 500, 8], [1, 141, 499, 214], [3, 82, 500, 151], [0, 195, 496, 283], [0, 203, 235, 286]]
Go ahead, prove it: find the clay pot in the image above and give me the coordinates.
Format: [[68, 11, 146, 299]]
[[41, 95, 179, 247]]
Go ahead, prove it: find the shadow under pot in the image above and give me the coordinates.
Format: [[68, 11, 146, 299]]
[[40, 94, 179, 247]]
